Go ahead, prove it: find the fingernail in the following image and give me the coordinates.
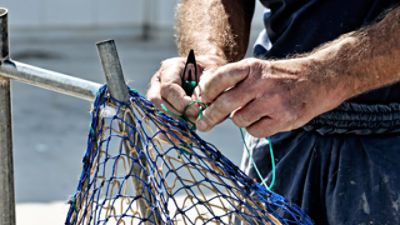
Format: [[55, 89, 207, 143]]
[[197, 119, 207, 131]]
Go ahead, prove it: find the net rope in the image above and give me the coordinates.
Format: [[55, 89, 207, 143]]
[[65, 84, 312, 225]]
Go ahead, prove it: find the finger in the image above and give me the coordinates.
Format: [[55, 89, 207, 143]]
[[196, 86, 254, 132], [159, 61, 184, 85], [197, 61, 250, 104], [246, 117, 282, 138], [160, 83, 196, 114], [231, 97, 273, 128], [158, 98, 181, 116], [150, 81, 201, 121], [147, 73, 162, 106]]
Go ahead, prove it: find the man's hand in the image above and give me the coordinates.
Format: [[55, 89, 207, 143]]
[[148, 0, 254, 124], [194, 57, 350, 137], [147, 55, 226, 121], [193, 6, 400, 137]]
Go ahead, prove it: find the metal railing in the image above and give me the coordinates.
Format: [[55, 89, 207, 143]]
[[0, 8, 159, 225]]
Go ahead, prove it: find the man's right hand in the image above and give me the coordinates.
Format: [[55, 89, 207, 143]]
[[147, 55, 226, 121]]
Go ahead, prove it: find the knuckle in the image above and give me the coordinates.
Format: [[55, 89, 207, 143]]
[[209, 68, 226, 83], [246, 58, 265, 75], [159, 83, 173, 96], [245, 58, 260, 68], [244, 58, 258, 65]]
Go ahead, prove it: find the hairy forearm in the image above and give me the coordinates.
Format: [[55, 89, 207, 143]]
[[308, 6, 400, 101], [175, 0, 255, 62]]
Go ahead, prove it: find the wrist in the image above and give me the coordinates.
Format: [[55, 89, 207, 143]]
[[197, 54, 228, 66], [305, 41, 359, 105], [271, 55, 353, 113]]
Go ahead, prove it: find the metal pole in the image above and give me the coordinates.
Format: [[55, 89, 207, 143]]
[[0, 7, 16, 225], [141, 0, 154, 40], [0, 8, 9, 62], [96, 40, 161, 225], [0, 60, 102, 102]]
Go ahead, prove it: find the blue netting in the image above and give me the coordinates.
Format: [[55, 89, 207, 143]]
[[65, 85, 313, 225]]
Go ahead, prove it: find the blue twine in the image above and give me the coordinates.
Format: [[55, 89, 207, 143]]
[[65, 84, 313, 225]]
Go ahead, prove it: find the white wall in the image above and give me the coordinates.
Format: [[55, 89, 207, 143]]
[[2, 0, 265, 29]]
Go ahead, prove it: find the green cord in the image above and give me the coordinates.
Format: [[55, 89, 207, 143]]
[[266, 136, 276, 189], [183, 101, 207, 120], [160, 103, 196, 130], [160, 104, 183, 120], [161, 101, 207, 130], [240, 128, 275, 190]]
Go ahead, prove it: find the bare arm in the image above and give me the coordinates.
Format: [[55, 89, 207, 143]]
[[309, 7, 400, 99], [175, 0, 255, 62], [194, 6, 400, 137]]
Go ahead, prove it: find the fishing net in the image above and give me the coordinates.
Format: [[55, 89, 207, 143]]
[[65, 85, 312, 225]]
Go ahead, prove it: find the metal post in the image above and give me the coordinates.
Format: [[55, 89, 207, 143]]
[[96, 40, 161, 225], [141, 0, 154, 40], [0, 7, 16, 225]]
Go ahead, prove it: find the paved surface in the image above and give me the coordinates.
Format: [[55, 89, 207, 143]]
[[10, 27, 260, 224]]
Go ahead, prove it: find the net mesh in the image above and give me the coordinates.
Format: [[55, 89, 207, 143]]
[[65, 85, 312, 225]]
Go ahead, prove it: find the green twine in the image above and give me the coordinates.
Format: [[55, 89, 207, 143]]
[[240, 128, 275, 190], [183, 101, 207, 120], [161, 101, 207, 130]]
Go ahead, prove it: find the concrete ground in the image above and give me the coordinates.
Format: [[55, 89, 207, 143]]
[[10, 26, 261, 224]]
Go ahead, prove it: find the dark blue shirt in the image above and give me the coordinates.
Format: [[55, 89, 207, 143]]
[[254, 0, 400, 104]]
